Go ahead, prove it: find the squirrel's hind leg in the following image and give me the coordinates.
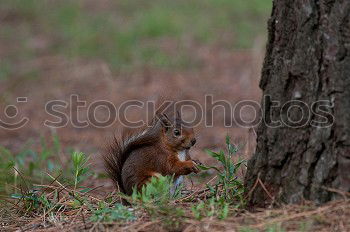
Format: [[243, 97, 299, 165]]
[[137, 171, 162, 191]]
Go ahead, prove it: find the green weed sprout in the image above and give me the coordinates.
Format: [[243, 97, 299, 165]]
[[131, 175, 177, 205], [90, 201, 136, 223], [71, 151, 91, 193], [198, 136, 246, 206]]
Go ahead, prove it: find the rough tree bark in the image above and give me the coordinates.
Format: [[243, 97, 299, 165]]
[[245, 0, 350, 205]]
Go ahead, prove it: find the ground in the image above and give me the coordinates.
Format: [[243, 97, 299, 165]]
[[0, 0, 349, 231]]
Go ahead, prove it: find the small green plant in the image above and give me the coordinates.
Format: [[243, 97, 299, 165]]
[[90, 202, 136, 223], [265, 223, 286, 232], [131, 175, 179, 204], [190, 136, 246, 220], [71, 151, 91, 192], [191, 197, 229, 220], [299, 220, 312, 232], [199, 136, 246, 205], [128, 175, 184, 229], [239, 227, 258, 232]]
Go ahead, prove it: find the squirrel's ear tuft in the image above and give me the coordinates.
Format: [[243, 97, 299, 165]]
[[160, 113, 171, 129], [176, 110, 181, 119]]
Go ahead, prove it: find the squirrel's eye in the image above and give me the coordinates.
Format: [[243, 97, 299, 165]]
[[173, 129, 181, 137]]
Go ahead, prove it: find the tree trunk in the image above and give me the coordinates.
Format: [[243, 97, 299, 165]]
[[245, 0, 350, 205]]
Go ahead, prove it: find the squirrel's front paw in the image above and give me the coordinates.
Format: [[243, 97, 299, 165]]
[[190, 160, 200, 174], [179, 160, 200, 175], [192, 159, 203, 167]]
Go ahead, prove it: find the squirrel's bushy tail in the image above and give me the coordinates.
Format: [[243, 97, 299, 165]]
[[103, 121, 162, 193]]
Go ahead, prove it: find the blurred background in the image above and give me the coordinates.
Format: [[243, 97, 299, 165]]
[[0, 0, 272, 186]]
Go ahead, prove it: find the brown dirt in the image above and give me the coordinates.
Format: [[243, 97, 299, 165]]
[[0, 44, 264, 173]]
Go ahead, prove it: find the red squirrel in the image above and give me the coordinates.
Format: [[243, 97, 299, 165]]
[[103, 111, 201, 195]]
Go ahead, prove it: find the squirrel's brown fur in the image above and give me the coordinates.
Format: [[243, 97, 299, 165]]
[[103, 111, 199, 195]]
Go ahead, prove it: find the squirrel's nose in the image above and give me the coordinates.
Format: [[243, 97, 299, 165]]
[[191, 138, 197, 146]]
